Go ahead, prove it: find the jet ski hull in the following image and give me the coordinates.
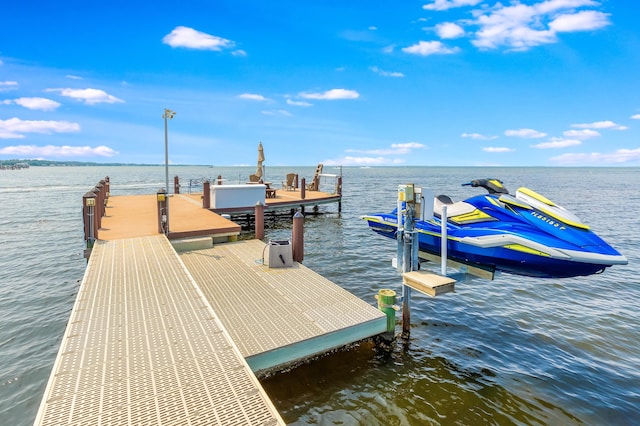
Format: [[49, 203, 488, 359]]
[[363, 189, 627, 279]]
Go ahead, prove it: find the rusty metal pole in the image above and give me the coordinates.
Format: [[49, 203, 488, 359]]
[[300, 178, 306, 200], [255, 201, 264, 240], [202, 180, 210, 209], [292, 211, 304, 262]]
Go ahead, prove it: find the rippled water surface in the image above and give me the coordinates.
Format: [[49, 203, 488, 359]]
[[1, 166, 638, 425]]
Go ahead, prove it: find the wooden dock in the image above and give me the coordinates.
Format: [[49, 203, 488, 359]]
[[37, 181, 386, 425]]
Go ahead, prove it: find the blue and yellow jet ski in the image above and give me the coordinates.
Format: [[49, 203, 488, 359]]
[[362, 179, 627, 278]]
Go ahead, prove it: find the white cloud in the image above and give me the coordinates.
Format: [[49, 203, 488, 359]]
[[162, 26, 235, 51], [549, 10, 610, 32], [402, 41, 460, 55], [0, 81, 19, 92], [505, 128, 547, 138], [2, 97, 61, 111], [461, 132, 497, 140], [369, 26, 378, 31], [286, 99, 312, 107], [423, 0, 483, 11], [345, 142, 425, 156], [47, 88, 123, 105], [370, 66, 405, 77], [551, 148, 640, 165], [571, 120, 627, 130], [66, 75, 83, 80], [261, 109, 292, 117], [231, 50, 247, 57], [237, 93, 268, 101], [0, 144, 118, 157], [435, 22, 465, 39], [483, 146, 515, 152], [631, 114, 640, 120], [563, 129, 600, 139], [0, 117, 80, 139], [299, 89, 360, 100], [532, 138, 582, 149], [471, 1, 610, 51]]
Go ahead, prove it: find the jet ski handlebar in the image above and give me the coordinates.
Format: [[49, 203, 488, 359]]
[[462, 178, 509, 194]]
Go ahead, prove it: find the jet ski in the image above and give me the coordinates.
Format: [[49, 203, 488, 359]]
[[362, 179, 627, 278]]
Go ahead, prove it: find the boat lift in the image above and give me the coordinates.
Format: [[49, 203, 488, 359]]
[[378, 183, 494, 339]]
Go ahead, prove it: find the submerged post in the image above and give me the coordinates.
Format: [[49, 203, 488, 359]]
[[292, 211, 304, 262], [255, 201, 264, 240]]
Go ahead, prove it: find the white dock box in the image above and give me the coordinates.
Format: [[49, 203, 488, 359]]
[[210, 184, 266, 209]]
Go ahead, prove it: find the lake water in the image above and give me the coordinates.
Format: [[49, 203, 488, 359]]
[[1, 166, 638, 425]]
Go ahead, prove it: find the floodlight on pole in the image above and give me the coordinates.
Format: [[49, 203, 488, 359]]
[[162, 108, 176, 195]]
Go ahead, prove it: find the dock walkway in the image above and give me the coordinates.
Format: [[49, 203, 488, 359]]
[[35, 235, 283, 425], [180, 240, 387, 374]]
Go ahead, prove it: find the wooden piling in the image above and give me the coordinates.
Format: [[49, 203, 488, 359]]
[[203, 181, 210, 209], [157, 189, 168, 235], [255, 202, 264, 240], [292, 211, 304, 262], [174, 175, 180, 194], [301, 178, 306, 199]]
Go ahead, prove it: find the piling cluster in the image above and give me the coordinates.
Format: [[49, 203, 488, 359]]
[[82, 177, 110, 250]]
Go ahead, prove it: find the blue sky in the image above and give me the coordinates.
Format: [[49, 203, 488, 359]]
[[1, 0, 639, 166]]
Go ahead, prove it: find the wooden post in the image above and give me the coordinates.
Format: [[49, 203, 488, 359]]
[[292, 211, 304, 262], [104, 176, 110, 206], [255, 201, 264, 240], [300, 178, 306, 199], [95, 183, 104, 224], [337, 176, 342, 212], [217, 175, 223, 185], [91, 187, 101, 231], [83, 191, 97, 248], [202, 180, 210, 209], [174, 175, 180, 194], [294, 174, 299, 189], [157, 188, 168, 235]]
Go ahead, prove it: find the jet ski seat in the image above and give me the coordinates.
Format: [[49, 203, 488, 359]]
[[433, 195, 477, 218]]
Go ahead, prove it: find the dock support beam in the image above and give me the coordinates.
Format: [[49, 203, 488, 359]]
[[292, 211, 304, 262], [441, 205, 448, 276], [300, 178, 306, 200]]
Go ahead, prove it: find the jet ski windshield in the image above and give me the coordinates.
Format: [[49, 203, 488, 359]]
[[462, 178, 509, 194]]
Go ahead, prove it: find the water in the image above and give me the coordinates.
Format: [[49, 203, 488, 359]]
[[1, 166, 638, 425]]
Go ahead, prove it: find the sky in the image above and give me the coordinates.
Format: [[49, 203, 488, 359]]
[[1, 0, 639, 167]]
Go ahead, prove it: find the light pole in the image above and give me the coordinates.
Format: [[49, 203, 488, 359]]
[[163, 108, 176, 194]]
